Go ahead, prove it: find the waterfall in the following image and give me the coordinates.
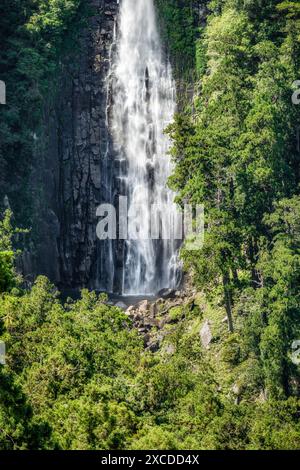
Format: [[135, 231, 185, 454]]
[[104, 0, 180, 295]]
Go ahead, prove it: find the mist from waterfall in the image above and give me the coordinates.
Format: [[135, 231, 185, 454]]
[[108, 0, 180, 295]]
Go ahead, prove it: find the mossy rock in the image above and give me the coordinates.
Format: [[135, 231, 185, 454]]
[[194, 292, 206, 308], [168, 306, 184, 322]]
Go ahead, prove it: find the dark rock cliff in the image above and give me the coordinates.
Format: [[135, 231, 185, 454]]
[[56, 0, 119, 290], [19, 0, 119, 290]]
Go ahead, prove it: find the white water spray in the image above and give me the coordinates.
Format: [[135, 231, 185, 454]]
[[109, 0, 180, 295]]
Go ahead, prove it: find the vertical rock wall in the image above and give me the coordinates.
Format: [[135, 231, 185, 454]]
[[57, 0, 119, 289], [24, 0, 119, 289]]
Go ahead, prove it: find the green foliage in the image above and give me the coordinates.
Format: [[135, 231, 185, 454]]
[[248, 398, 300, 449], [0, 277, 144, 449], [221, 333, 242, 365], [168, 305, 184, 321], [154, 0, 201, 76], [167, 0, 300, 402], [195, 33, 207, 77], [0, 210, 20, 292], [0, 272, 299, 449], [0, 251, 15, 293], [0, 0, 87, 223]]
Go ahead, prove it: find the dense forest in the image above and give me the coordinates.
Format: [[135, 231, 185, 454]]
[[1, 0, 300, 450]]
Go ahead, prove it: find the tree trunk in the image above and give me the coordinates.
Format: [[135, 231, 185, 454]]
[[223, 272, 234, 333], [249, 238, 261, 288]]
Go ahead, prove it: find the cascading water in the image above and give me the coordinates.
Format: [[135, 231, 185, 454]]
[[104, 0, 180, 295]]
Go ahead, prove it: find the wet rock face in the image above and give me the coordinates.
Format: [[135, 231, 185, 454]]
[[25, 0, 119, 289], [157, 288, 177, 299], [57, 0, 119, 289]]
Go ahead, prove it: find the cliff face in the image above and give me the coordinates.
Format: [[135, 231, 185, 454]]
[[21, 0, 119, 289], [56, 0, 119, 289]]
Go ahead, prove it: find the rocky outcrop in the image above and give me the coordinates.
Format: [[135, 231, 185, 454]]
[[117, 284, 198, 350]]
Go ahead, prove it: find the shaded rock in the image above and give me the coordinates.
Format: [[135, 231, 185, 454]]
[[143, 317, 159, 328], [175, 290, 184, 298], [147, 338, 162, 353], [115, 301, 128, 310], [138, 327, 149, 334], [125, 305, 135, 316], [3, 195, 10, 209], [150, 302, 157, 317], [143, 333, 151, 347], [157, 288, 176, 299], [133, 313, 142, 323], [137, 300, 150, 313], [232, 383, 241, 405]]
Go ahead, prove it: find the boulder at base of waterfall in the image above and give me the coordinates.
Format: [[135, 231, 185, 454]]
[[125, 305, 135, 316], [115, 301, 128, 310], [137, 300, 150, 313], [157, 288, 176, 299], [200, 320, 212, 349]]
